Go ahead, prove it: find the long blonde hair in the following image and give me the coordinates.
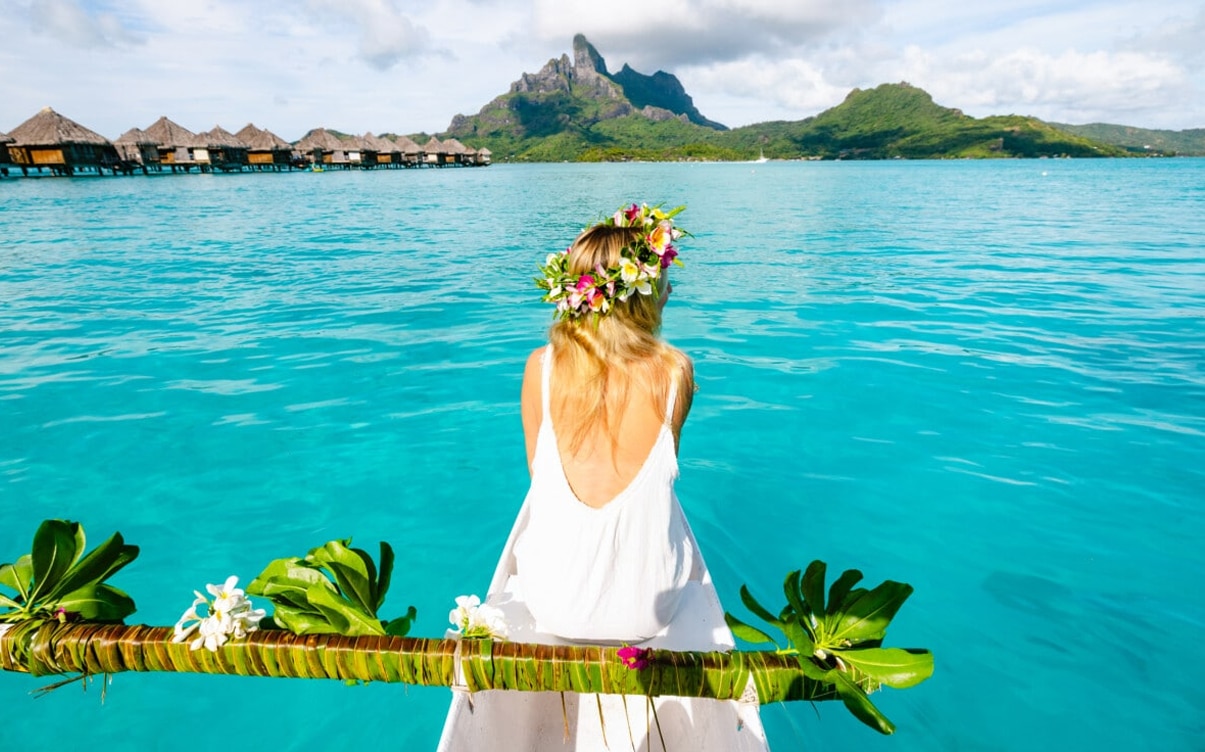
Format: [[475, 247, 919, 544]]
[[548, 224, 685, 453]]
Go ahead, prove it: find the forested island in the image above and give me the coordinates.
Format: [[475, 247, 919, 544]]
[[443, 35, 1204, 162]]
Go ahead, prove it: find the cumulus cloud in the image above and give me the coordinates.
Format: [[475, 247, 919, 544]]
[[682, 56, 849, 119], [304, 0, 432, 70], [532, 0, 879, 70], [899, 45, 1193, 124], [27, 0, 144, 48], [1124, 7, 1205, 69], [656, 1, 1203, 129]]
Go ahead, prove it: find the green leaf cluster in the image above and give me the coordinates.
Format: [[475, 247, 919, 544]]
[[725, 560, 934, 735], [0, 520, 139, 624], [247, 539, 415, 637]]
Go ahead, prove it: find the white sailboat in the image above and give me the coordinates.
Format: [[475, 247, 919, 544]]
[[437, 499, 770, 751]]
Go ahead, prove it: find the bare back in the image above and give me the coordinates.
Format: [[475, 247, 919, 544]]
[[521, 347, 694, 509]]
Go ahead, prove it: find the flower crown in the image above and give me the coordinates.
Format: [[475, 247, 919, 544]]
[[537, 203, 686, 320]]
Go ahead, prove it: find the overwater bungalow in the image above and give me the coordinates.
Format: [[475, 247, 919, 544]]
[[294, 128, 352, 168], [391, 135, 423, 167], [114, 127, 162, 173], [6, 107, 120, 176], [0, 131, 12, 175], [144, 116, 204, 172], [361, 132, 400, 167], [198, 125, 249, 171], [473, 147, 492, 166], [342, 134, 369, 167], [443, 138, 474, 166], [235, 123, 295, 170], [423, 136, 450, 166]]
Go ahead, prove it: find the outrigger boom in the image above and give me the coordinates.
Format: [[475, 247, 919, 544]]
[[0, 621, 839, 704]]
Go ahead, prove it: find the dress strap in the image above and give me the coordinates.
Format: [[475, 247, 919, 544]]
[[664, 378, 678, 424], [540, 345, 553, 418]]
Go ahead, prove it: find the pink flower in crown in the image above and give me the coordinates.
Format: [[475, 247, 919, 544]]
[[659, 246, 678, 269], [647, 221, 673, 256], [576, 274, 595, 292], [617, 645, 652, 670], [624, 203, 642, 223]]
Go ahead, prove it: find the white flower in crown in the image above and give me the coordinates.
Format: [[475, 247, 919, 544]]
[[619, 257, 640, 284], [534, 202, 687, 321]]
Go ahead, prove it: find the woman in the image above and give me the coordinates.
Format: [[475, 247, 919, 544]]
[[437, 204, 768, 751], [513, 203, 695, 641]]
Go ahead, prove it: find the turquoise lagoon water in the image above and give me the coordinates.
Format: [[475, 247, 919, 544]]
[[1, 160, 1202, 750]]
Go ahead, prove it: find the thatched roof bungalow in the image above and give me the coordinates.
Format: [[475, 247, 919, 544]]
[[340, 134, 370, 166], [473, 147, 492, 166], [144, 116, 204, 170], [114, 127, 161, 171], [235, 123, 294, 169], [443, 137, 473, 166], [391, 135, 423, 167], [6, 107, 120, 175], [294, 128, 351, 167], [0, 131, 12, 168], [198, 125, 249, 171], [361, 132, 400, 166], [423, 136, 449, 166]]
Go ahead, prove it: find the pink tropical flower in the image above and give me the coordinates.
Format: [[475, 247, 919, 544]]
[[624, 203, 642, 222], [648, 223, 672, 255], [659, 246, 678, 269], [576, 274, 595, 291], [617, 645, 652, 670]]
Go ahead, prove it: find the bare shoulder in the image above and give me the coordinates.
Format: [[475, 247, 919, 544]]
[[522, 346, 547, 401], [524, 346, 547, 377], [663, 345, 695, 388]]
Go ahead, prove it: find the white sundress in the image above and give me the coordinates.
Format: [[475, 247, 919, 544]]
[[512, 344, 694, 641], [436, 345, 769, 752]]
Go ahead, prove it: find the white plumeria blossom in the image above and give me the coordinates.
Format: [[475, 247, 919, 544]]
[[446, 594, 508, 640], [619, 257, 640, 284], [172, 575, 267, 652]]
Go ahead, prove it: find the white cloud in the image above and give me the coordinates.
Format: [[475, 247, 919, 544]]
[[0, 0, 1201, 138], [532, 0, 878, 69], [28, 0, 143, 47], [681, 57, 850, 125], [303, 0, 433, 70], [898, 45, 1194, 125]]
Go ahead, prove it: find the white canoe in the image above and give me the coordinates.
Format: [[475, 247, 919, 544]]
[[437, 499, 770, 751]]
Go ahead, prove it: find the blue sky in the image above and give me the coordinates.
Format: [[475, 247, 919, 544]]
[[1, 0, 1201, 141]]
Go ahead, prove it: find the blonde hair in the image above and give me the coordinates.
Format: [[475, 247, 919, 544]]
[[548, 224, 686, 453]]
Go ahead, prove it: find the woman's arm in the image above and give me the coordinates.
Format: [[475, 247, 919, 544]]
[[520, 347, 545, 475], [670, 350, 695, 452]]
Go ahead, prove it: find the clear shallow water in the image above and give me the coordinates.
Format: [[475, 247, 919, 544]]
[[1, 160, 1203, 750]]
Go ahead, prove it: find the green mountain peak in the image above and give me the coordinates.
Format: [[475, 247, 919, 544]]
[[443, 40, 1157, 161]]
